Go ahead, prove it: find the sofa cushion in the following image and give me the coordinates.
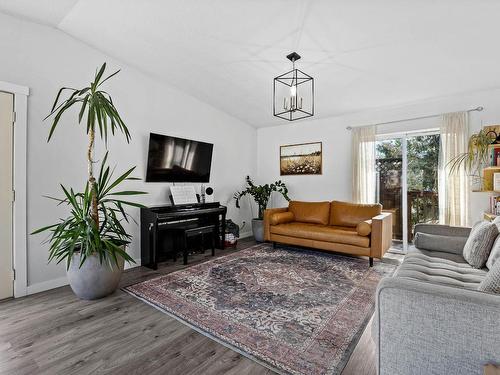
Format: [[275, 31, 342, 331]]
[[414, 223, 471, 238], [414, 232, 468, 255], [395, 248, 488, 290], [356, 220, 372, 236], [463, 221, 497, 268], [270, 223, 370, 247], [309, 226, 370, 247], [329, 200, 381, 227], [478, 259, 500, 294], [288, 201, 330, 225], [486, 235, 500, 270], [407, 247, 469, 263], [270, 222, 322, 240], [270, 211, 295, 226]]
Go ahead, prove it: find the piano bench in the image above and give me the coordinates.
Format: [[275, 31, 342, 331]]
[[181, 225, 216, 265]]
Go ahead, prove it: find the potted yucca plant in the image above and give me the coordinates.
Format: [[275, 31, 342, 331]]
[[32, 63, 146, 300], [234, 176, 290, 241]]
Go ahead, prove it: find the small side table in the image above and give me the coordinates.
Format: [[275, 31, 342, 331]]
[[182, 225, 216, 265]]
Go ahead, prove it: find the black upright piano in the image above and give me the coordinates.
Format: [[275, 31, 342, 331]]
[[140, 202, 227, 269]]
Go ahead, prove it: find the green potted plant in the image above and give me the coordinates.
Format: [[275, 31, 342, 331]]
[[32, 63, 146, 300], [448, 129, 492, 190], [234, 176, 290, 241]]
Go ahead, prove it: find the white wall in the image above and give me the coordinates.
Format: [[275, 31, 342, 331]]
[[0, 13, 256, 291], [257, 118, 351, 208], [257, 88, 500, 222]]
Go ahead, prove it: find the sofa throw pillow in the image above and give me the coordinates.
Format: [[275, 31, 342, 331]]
[[270, 211, 295, 226], [288, 201, 330, 225], [330, 201, 381, 227], [463, 221, 498, 269], [478, 259, 500, 294], [486, 235, 500, 270], [414, 232, 467, 255], [356, 220, 372, 236]]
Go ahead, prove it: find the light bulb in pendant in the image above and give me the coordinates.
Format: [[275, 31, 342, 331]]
[[290, 85, 297, 97]]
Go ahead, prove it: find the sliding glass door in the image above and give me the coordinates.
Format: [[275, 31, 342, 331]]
[[406, 134, 440, 245], [376, 131, 440, 252], [376, 138, 404, 250]]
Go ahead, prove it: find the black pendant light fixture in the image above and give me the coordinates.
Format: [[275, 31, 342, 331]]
[[273, 52, 314, 121]]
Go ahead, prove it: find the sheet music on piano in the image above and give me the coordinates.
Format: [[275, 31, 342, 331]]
[[170, 185, 198, 205]]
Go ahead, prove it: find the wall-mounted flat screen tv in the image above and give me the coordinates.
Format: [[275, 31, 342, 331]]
[[145, 133, 213, 182]]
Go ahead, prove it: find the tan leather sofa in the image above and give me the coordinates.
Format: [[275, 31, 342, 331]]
[[263, 200, 392, 266]]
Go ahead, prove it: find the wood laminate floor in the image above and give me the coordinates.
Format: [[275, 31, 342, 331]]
[[0, 238, 382, 375]]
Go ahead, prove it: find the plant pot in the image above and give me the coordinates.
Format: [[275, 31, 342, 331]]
[[252, 218, 264, 242], [67, 253, 124, 300]]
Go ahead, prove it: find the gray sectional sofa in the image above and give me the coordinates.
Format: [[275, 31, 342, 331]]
[[373, 223, 500, 375]]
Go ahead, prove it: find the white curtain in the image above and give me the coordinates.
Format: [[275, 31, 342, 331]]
[[439, 111, 470, 226], [352, 126, 376, 204]]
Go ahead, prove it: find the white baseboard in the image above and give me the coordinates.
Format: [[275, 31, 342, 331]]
[[125, 258, 141, 270], [26, 257, 142, 295], [239, 231, 253, 239], [26, 276, 68, 295]]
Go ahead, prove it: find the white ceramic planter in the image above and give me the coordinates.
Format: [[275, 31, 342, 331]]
[[67, 253, 124, 300]]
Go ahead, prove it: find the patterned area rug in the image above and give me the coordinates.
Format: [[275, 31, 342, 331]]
[[125, 244, 395, 375]]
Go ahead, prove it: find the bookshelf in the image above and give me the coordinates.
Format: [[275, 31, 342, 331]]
[[489, 143, 500, 165], [479, 144, 500, 191], [479, 147, 500, 217]]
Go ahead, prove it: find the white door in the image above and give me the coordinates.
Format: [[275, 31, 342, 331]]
[[0, 91, 14, 300]]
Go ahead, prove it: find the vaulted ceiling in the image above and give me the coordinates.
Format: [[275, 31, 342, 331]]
[[1, 0, 500, 127]]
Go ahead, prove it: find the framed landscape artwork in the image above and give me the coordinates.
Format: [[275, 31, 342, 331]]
[[280, 142, 322, 175]]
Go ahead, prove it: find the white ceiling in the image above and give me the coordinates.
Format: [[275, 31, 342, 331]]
[[1, 0, 500, 127]]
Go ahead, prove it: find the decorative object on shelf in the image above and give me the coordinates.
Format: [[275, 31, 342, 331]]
[[483, 167, 500, 191], [483, 127, 500, 167], [486, 130, 499, 144], [280, 141, 322, 175], [491, 145, 500, 167], [489, 195, 500, 215], [234, 176, 290, 242], [273, 52, 314, 121], [484, 124, 500, 144], [494, 173, 500, 192], [484, 212, 498, 222], [32, 63, 146, 300]]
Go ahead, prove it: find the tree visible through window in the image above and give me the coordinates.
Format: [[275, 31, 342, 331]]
[[376, 134, 440, 244], [376, 135, 439, 192]]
